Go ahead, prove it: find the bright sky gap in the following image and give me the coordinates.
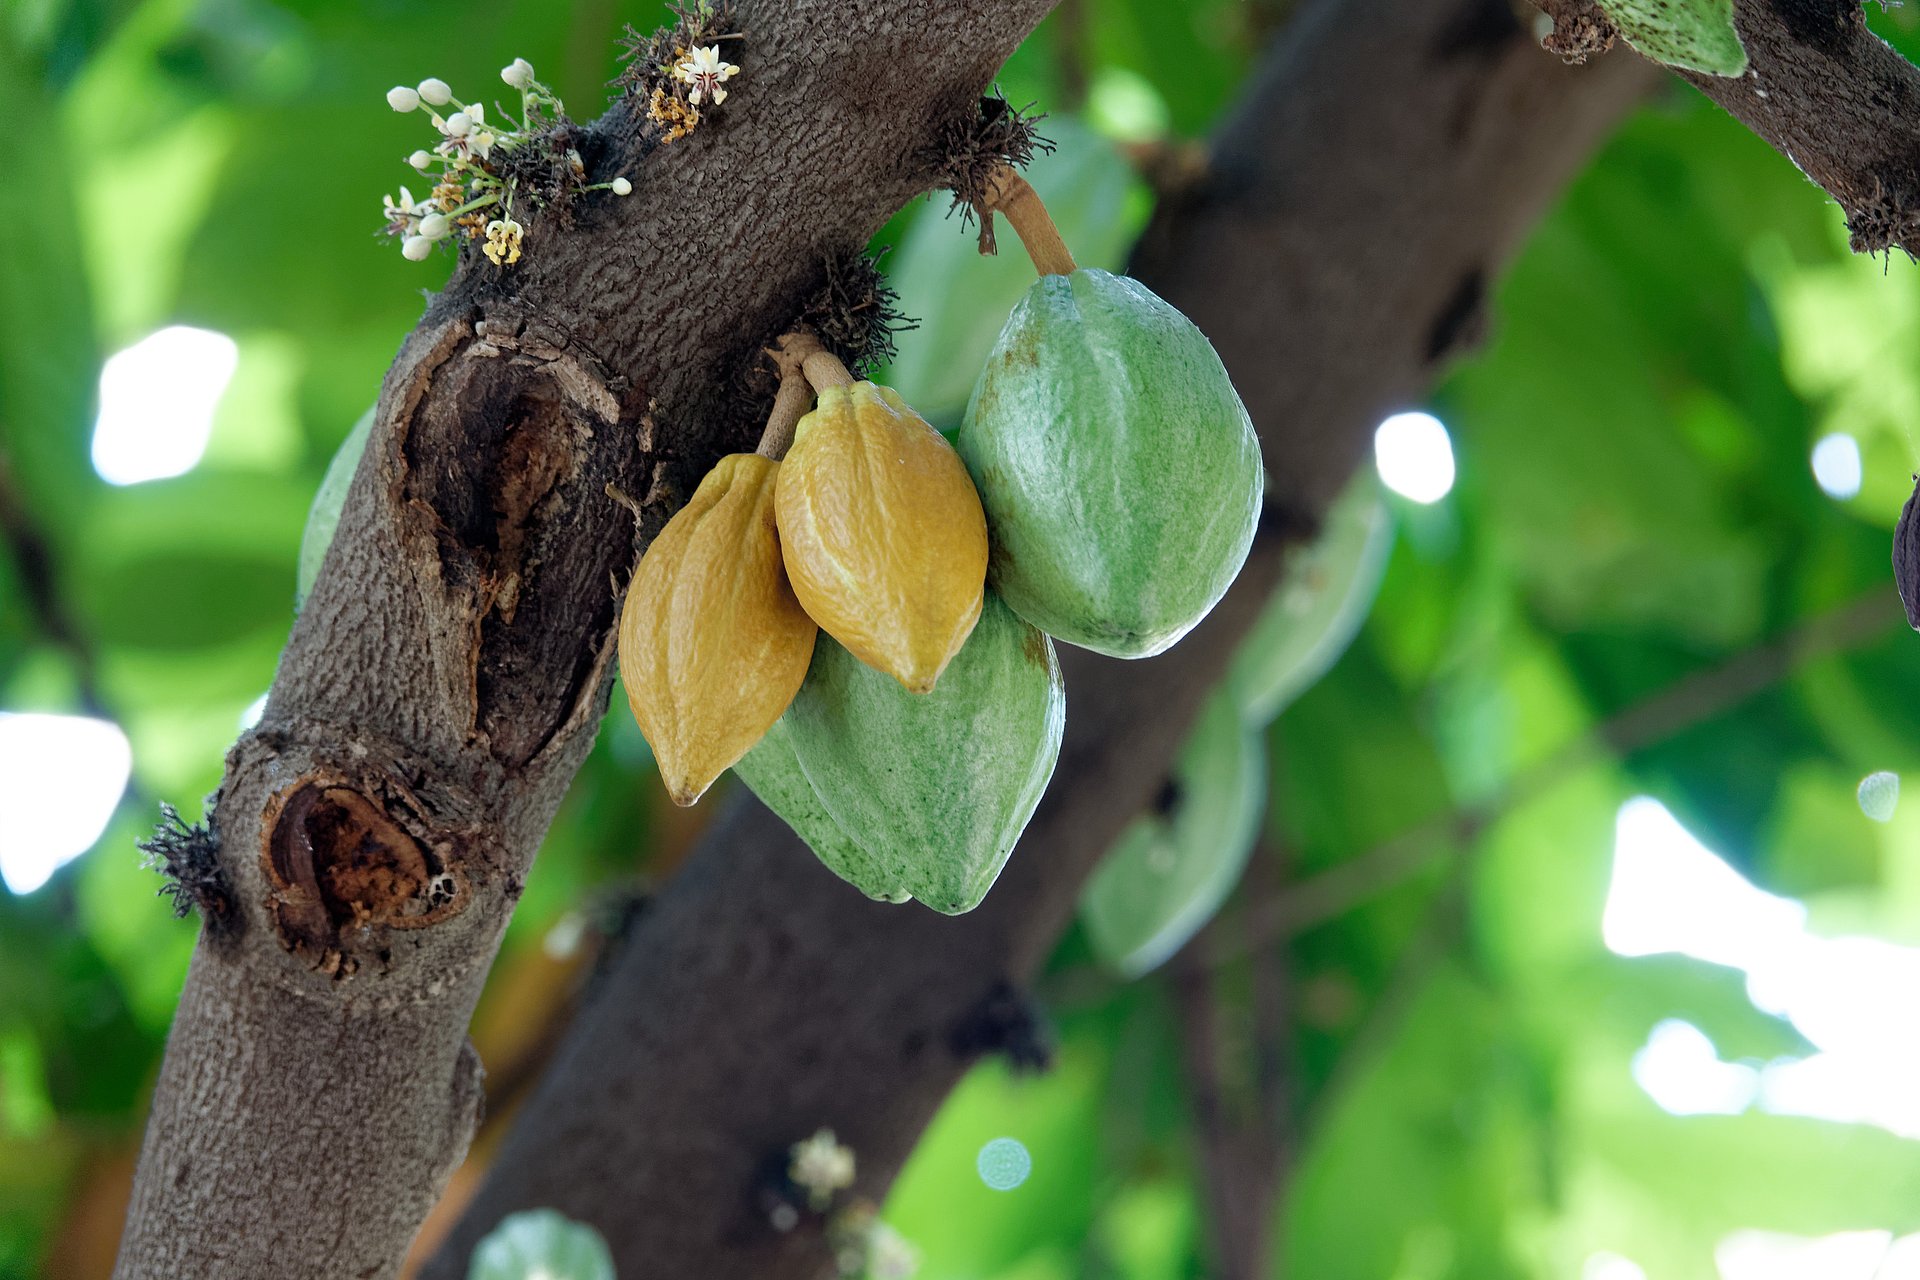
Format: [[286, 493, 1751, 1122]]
[[1373, 411, 1455, 503], [91, 325, 238, 486], [0, 713, 133, 894]]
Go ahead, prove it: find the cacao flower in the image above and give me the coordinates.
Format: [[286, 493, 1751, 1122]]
[[775, 381, 989, 692], [619, 453, 816, 806]]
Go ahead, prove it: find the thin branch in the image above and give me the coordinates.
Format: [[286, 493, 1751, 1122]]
[[1220, 588, 1904, 965], [0, 452, 110, 720], [1534, 0, 1920, 255], [1172, 838, 1297, 1280]]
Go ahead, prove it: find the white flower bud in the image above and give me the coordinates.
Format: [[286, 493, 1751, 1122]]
[[387, 85, 421, 112], [611, 177, 632, 196], [417, 78, 452, 106], [501, 58, 534, 89], [408, 149, 433, 171], [444, 111, 472, 137], [418, 213, 450, 240], [401, 235, 433, 261]]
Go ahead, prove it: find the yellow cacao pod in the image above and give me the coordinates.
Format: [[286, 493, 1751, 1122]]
[[619, 453, 816, 806], [775, 382, 989, 693]]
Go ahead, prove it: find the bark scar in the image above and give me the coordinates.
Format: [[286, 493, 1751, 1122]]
[[261, 776, 466, 976]]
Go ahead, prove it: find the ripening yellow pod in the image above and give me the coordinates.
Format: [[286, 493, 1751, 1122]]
[[619, 453, 816, 806], [775, 382, 989, 693]]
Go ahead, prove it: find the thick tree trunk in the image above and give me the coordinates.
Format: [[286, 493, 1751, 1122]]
[[110, 4, 1058, 1278], [418, 3, 1656, 1277]]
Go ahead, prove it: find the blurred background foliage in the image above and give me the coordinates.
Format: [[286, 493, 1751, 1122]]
[[6, 0, 1920, 1277]]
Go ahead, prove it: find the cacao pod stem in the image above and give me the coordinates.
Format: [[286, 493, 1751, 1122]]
[[756, 334, 819, 460], [983, 163, 1078, 278]]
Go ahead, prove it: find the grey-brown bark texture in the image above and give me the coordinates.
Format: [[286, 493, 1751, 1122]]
[[418, 2, 1656, 1277], [110, 3, 1059, 1278], [1537, 0, 1920, 254], [1691, 0, 1920, 255]]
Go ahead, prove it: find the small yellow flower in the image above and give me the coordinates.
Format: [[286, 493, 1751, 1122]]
[[482, 217, 524, 266], [672, 44, 738, 105]]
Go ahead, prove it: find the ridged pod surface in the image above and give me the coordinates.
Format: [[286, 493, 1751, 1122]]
[[776, 381, 989, 692], [618, 453, 816, 806], [957, 268, 1264, 658], [768, 592, 1064, 914]]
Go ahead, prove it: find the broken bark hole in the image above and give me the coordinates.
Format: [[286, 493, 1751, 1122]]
[[262, 780, 460, 972]]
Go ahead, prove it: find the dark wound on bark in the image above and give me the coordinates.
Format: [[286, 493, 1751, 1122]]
[[1425, 268, 1489, 363], [947, 980, 1055, 1072], [261, 779, 464, 975], [1536, 0, 1619, 63]]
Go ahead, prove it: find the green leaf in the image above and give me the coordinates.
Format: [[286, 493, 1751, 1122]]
[[1602, 0, 1748, 76], [467, 1209, 614, 1280], [1080, 689, 1265, 977]]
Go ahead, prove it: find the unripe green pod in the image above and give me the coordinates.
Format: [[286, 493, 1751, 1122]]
[[774, 591, 1065, 914], [1080, 688, 1265, 978], [733, 717, 910, 904], [469, 1210, 613, 1280], [1229, 472, 1392, 725], [957, 268, 1263, 658]]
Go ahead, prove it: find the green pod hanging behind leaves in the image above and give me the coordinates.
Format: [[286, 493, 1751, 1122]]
[[1080, 688, 1265, 978], [1229, 471, 1393, 725], [781, 592, 1065, 914], [467, 1209, 614, 1280]]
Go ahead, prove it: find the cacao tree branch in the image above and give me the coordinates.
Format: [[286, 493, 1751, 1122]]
[[1534, 0, 1920, 255], [418, 3, 1656, 1276], [110, 4, 1059, 1278], [1222, 588, 1904, 962]]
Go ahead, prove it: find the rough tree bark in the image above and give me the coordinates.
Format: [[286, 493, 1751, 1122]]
[[110, 4, 1059, 1278], [417, 2, 1655, 1276]]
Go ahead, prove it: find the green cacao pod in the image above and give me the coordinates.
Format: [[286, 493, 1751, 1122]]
[[732, 716, 911, 904], [1228, 471, 1392, 725], [467, 1209, 613, 1280], [765, 591, 1065, 914], [957, 268, 1263, 658], [1080, 688, 1265, 977]]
